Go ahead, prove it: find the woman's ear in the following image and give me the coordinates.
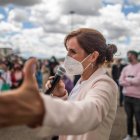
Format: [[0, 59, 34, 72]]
[[90, 51, 99, 62]]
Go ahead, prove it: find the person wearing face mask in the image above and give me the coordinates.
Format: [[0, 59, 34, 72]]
[[0, 28, 118, 140], [119, 50, 140, 140]]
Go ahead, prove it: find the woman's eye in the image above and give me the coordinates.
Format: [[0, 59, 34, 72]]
[[67, 49, 77, 56], [71, 50, 76, 54]]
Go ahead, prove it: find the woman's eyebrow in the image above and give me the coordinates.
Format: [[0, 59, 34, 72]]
[[69, 48, 77, 53]]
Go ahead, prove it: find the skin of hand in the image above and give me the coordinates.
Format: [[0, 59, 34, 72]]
[[45, 76, 67, 97], [0, 58, 45, 128]]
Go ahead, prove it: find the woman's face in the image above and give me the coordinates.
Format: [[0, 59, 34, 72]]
[[66, 37, 91, 67], [66, 37, 91, 68]]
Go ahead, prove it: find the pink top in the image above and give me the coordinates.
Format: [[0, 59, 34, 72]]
[[119, 63, 140, 98]]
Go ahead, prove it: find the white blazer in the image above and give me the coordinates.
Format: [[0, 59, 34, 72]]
[[37, 67, 118, 140]]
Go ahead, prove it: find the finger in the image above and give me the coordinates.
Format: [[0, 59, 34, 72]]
[[45, 76, 55, 88], [59, 80, 65, 87], [48, 76, 55, 80], [45, 81, 52, 90], [55, 79, 65, 89], [23, 58, 37, 84]]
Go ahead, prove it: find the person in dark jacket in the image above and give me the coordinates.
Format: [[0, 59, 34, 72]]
[[112, 58, 126, 106]]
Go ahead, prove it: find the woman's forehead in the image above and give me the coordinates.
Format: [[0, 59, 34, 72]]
[[66, 37, 81, 50]]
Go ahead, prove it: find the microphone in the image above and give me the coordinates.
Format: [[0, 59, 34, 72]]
[[45, 66, 66, 95]]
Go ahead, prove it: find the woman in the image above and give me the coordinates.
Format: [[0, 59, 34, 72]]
[[0, 28, 118, 140], [40, 28, 118, 140]]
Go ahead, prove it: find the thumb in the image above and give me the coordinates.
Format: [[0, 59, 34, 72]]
[[23, 58, 37, 84]]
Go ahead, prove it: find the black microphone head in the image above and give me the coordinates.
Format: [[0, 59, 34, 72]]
[[45, 66, 66, 95], [56, 66, 66, 77]]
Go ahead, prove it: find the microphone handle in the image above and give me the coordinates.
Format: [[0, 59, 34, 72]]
[[45, 75, 61, 95]]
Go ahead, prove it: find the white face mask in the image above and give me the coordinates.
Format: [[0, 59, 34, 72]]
[[64, 54, 91, 75]]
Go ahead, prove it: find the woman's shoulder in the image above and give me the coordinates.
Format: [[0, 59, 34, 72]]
[[91, 74, 118, 89], [91, 73, 113, 81]]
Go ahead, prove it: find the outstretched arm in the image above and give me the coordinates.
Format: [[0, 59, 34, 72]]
[[0, 58, 45, 128]]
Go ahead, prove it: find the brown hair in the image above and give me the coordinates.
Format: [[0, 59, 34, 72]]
[[64, 28, 117, 65]]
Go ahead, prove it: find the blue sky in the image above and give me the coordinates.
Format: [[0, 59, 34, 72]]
[[0, 0, 140, 58], [0, 7, 7, 20]]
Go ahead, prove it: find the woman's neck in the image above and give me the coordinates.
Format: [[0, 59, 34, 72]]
[[80, 65, 99, 82]]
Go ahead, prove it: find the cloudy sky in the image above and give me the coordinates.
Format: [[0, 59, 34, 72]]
[[0, 0, 140, 59]]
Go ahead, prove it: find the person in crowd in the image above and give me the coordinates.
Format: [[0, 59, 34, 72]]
[[0, 28, 118, 140], [104, 62, 112, 77], [41, 63, 50, 92], [48, 56, 59, 76], [36, 61, 43, 90], [0, 63, 11, 91], [11, 63, 23, 89], [119, 50, 140, 140], [0, 68, 5, 91], [2, 58, 13, 71], [112, 58, 126, 106]]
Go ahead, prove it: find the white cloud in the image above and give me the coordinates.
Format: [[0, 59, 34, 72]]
[[128, 33, 140, 51], [28, 1, 66, 33], [0, 14, 4, 21], [8, 8, 29, 23], [0, 0, 140, 59], [128, 0, 140, 5], [99, 4, 123, 18], [28, 0, 97, 34], [87, 5, 140, 41], [102, 0, 123, 4], [85, 3, 140, 57], [29, 1, 61, 32], [0, 0, 42, 6], [127, 12, 140, 26], [8, 27, 67, 58], [0, 21, 21, 34], [86, 4, 132, 39], [61, 0, 102, 15]]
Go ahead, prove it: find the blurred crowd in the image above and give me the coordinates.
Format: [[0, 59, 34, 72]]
[[0, 55, 74, 94], [105, 50, 140, 140], [0, 51, 139, 94], [0, 51, 139, 98], [0, 50, 140, 140]]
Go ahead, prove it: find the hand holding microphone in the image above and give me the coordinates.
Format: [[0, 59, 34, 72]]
[[45, 66, 67, 97]]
